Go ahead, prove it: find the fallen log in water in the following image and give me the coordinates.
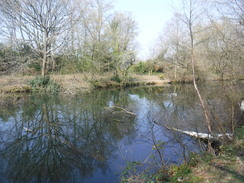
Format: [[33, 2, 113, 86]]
[[165, 126, 233, 140]]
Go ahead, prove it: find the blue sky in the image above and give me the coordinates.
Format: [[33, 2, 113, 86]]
[[115, 0, 181, 60]]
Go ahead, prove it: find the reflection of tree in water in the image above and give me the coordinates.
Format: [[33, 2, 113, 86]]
[[0, 83, 243, 182], [0, 91, 136, 183], [138, 83, 243, 134], [129, 83, 244, 164]]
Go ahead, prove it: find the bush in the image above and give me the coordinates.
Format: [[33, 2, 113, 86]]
[[58, 55, 94, 74], [132, 62, 148, 73], [132, 61, 164, 74], [110, 74, 122, 83], [28, 62, 42, 72], [28, 76, 60, 93]]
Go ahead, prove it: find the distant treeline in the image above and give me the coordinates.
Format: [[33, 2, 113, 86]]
[[0, 0, 137, 79], [0, 0, 243, 81]]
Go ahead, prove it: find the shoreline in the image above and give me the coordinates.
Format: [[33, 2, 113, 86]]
[[0, 73, 243, 94], [0, 74, 172, 94]]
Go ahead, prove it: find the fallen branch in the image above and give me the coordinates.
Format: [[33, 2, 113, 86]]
[[105, 106, 136, 116], [164, 126, 233, 140]]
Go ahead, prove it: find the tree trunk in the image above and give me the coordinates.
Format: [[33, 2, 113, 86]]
[[190, 37, 213, 153], [42, 52, 47, 78], [42, 31, 48, 78], [188, 10, 213, 152]]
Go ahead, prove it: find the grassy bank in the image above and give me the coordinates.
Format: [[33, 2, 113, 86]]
[[122, 126, 244, 183], [167, 127, 244, 183], [1, 73, 243, 94], [0, 73, 171, 94], [0, 74, 89, 94]]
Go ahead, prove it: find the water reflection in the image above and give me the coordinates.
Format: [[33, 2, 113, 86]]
[[0, 81, 243, 182], [0, 92, 137, 183]]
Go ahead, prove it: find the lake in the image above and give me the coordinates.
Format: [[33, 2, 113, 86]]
[[0, 81, 243, 183]]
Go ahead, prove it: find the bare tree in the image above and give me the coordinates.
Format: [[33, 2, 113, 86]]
[[107, 12, 137, 82], [78, 0, 113, 73], [71, 0, 138, 77], [211, 0, 244, 78], [0, 0, 72, 77], [200, 19, 237, 80], [179, 0, 214, 153], [155, 14, 192, 80]]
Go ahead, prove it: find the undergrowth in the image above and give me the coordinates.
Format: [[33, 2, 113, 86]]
[[28, 76, 60, 93]]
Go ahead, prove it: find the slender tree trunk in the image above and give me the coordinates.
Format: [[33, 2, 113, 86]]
[[42, 31, 48, 78], [189, 23, 213, 153], [42, 52, 47, 78], [191, 48, 212, 135]]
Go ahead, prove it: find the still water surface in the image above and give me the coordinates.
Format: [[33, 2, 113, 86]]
[[0, 82, 243, 183]]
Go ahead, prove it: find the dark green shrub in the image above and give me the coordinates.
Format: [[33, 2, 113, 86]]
[[235, 126, 244, 140], [28, 76, 60, 92], [28, 76, 49, 87], [110, 74, 121, 83], [45, 80, 60, 92], [29, 62, 41, 71]]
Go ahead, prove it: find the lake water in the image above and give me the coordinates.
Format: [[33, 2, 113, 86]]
[[0, 82, 243, 183]]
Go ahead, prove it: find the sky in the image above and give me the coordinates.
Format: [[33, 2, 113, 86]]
[[114, 0, 181, 60]]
